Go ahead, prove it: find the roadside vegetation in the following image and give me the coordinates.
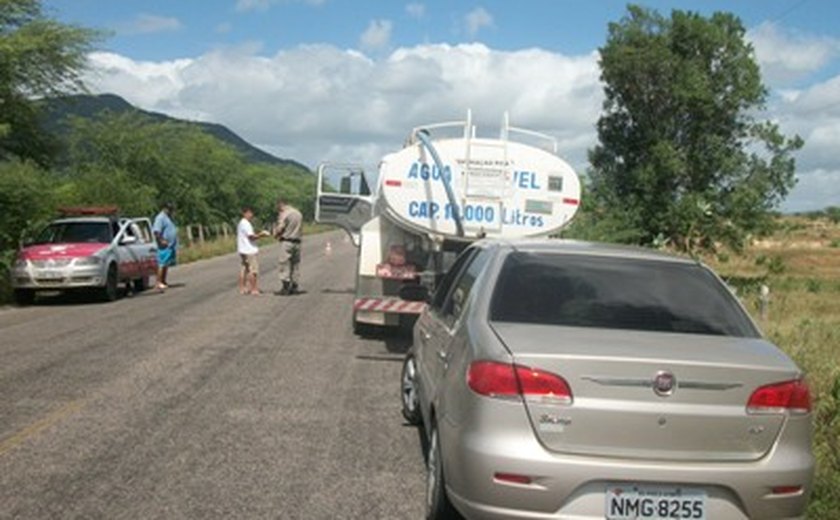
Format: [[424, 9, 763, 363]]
[[566, 5, 838, 516], [0, 0, 316, 303], [702, 215, 840, 518], [176, 223, 333, 265]]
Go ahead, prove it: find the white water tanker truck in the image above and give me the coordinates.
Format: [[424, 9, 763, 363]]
[[315, 112, 582, 334]]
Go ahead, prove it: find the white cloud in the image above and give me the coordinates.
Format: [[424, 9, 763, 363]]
[[83, 44, 601, 174], [119, 14, 182, 35], [235, 0, 324, 12], [406, 3, 425, 19], [216, 22, 233, 34], [784, 168, 840, 212], [82, 42, 839, 212], [360, 20, 393, 51], [767, 73, 840, 211], [464, 7, 493, 39], [748, 22, 840, 86]]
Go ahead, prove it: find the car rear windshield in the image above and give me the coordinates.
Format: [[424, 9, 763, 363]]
[[490, 252, 759, 338], [35, 222, 113, 244]]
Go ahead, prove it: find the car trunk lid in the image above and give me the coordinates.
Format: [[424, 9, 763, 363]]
[[491, 322, 801, 462]]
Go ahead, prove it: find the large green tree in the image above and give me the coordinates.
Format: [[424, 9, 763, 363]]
[[0, 0, 99, 165], [587, 5, 803, 253], [65, 111, 316, 224]]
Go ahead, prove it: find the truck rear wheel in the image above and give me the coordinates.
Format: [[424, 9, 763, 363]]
[[352, 314, 379, 337], [13, 289, 35, 306]]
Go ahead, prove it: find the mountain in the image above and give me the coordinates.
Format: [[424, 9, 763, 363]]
[[39, 93, 309, 171]]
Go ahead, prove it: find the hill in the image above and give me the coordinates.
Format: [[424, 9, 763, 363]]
[[39, 93, 309, 171]]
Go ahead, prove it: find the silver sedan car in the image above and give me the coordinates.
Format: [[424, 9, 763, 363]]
[[401, 240, 813, 520]]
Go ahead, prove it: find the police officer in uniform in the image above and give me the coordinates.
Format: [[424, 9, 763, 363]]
[[274, 198, 303, 295]]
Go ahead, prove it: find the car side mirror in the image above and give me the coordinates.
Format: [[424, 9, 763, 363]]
[[120, 235, 138, 245], [400, 284, 430, 303]]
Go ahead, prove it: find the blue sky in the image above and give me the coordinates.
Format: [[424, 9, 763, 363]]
[[45, 0, 840, 210]]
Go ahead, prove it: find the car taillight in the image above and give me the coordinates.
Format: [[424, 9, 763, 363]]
[[467, 361, 572, 405], [747, 379, 811, 415]]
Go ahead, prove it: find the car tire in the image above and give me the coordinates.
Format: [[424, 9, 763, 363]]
[[13, 289, 35, 306], [426, 423, 459, 520], [401, 354, 422, 425], [100, 264, 119, 302], [133, 276, 148, 292], [352, 314, 378, 337]]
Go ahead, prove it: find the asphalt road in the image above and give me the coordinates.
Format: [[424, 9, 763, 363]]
[[0, 231, 426, 519]]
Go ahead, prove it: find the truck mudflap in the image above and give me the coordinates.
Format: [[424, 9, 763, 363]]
[[354, 297, 426, 314]]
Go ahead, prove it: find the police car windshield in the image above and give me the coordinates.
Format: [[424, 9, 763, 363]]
[[490, 252, 759, 338], [34, 222, 113, 245]]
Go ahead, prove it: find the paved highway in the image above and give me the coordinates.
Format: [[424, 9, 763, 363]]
[[0, 231, 426, 519]]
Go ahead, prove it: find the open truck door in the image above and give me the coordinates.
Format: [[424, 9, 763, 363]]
[[315, 163, 374, 247]]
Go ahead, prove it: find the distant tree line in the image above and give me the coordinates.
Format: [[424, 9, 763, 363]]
[[0, 0, 315, 297], [0, 111, 316, 288]]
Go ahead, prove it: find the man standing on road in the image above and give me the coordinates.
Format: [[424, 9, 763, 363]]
[[152, 202, 178, 292], [274, 199, 303, 295], [237, 207, 269, 295]]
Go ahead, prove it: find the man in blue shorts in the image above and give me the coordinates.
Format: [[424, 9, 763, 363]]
[[152, 202, 178, 291]]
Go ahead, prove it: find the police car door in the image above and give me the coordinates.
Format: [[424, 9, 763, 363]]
[[315, 163, 374, 247], [130, 218, 158, 277]]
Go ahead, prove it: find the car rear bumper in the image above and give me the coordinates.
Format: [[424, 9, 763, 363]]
[[441, 410, 813, 520]]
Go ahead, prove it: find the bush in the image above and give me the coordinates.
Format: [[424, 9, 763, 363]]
[[767, 255, 786, 274], [807, 278, 823, 293]]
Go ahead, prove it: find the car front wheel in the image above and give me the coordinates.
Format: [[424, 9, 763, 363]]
[[13, 289, 35, 306], [100, 264, 119, 302]]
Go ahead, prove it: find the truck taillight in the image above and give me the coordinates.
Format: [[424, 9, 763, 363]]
[[467, 361, 572, 405], [747, 379, 811, 415]]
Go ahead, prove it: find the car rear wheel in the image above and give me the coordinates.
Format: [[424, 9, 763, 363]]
[[401, 354, 422, 425], [100, 264, 119, 302], [133, 276, 148, 293], [426, 424, 458, 520], [13, 289, 35, 306]]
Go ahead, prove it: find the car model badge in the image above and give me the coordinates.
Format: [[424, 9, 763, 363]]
[[653, 371, 676, 396]]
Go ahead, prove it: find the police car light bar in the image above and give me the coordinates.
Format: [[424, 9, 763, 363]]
[[58, 206, 120, 216]]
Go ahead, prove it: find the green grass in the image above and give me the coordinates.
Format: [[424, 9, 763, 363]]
[[703, 216, 840, 518]]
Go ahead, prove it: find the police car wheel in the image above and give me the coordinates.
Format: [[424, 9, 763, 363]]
[[100, 264, 119, 302], [13, 289, 35, 306], [133, 276, 148, 292]]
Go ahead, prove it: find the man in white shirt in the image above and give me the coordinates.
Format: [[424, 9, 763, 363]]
[[237, 207, 269, 295]]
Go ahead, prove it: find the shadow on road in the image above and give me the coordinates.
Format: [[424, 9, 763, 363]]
[[321, 287, 355, 295]]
